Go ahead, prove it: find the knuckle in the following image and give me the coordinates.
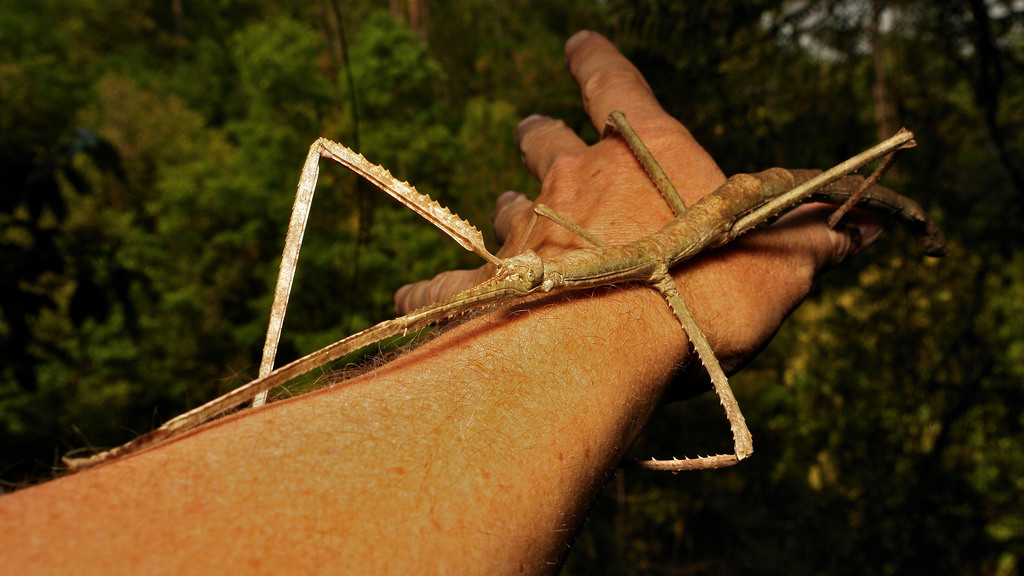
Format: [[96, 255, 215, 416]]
[[544, 153, 581, 180], [581, 65, 647, 103], [518, 118, 568, 149]]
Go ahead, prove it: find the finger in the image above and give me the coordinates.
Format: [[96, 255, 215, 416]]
[[492, 191, 534, 247], [394, 268, 493, 314], [564, 30, 669, 132], [770, 203, 885, 269], [515, 115, 587, 182], [395, 190, 540, 314], [713, 205, 881, 313], [732, 204, 884, 316], [674, 204, 883, 373], [564, 31, 723, 205]]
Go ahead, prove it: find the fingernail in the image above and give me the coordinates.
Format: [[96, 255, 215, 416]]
[[495, 190, 521, 210], [516, 113, 546, 137], [565, 30, 594, 56], [856, 218, 884, 247], [841, 213, 885, 257], [516, 114, 546, 131]]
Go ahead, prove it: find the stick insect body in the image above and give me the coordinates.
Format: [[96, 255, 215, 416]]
[[64, 113, 943, 472]]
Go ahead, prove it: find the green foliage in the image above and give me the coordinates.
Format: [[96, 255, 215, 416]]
[[1, 1, 1022, 574]]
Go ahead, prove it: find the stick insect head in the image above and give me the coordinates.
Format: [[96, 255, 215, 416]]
[[499, 250, 548, 292]]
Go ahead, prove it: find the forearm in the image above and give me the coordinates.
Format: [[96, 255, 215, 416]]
[[1, 283, 687, 575]]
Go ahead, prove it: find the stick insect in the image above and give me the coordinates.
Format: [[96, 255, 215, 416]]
[[63, 113, 944, 473]]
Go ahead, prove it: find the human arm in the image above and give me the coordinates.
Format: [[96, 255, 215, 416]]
[[0, 31, 879, 575]]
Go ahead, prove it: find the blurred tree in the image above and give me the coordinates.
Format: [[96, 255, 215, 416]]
[[0, 1, 145, 483]]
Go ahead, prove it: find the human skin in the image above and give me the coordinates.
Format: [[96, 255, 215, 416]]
[[0, 31, 880, 575]]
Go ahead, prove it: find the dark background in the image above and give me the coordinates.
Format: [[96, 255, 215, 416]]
[[2, 1, 1021, 574]]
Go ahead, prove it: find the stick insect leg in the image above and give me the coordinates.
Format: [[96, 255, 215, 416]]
[[254, 142, 324, 406], [636, 274, 752, 471], [64, 137, 519, 470], [531, 203, 752, 471], [603, 114, 753, 469], [526, 110, 686, 252], [633, 131, 916, 471], [254, 138, 504, 407], [508, 203, 541, 257], [730, 129, 916, 239], [604, 111, 688, 217], [534, 204, 608, 247], [826, 146, 903, 228]]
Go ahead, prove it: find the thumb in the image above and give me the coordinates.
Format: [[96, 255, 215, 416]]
[[774, 203, 885, 270], [394, 268, 495, 314]]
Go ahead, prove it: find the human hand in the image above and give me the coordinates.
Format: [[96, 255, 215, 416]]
[[395, 30, 882, 381]]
